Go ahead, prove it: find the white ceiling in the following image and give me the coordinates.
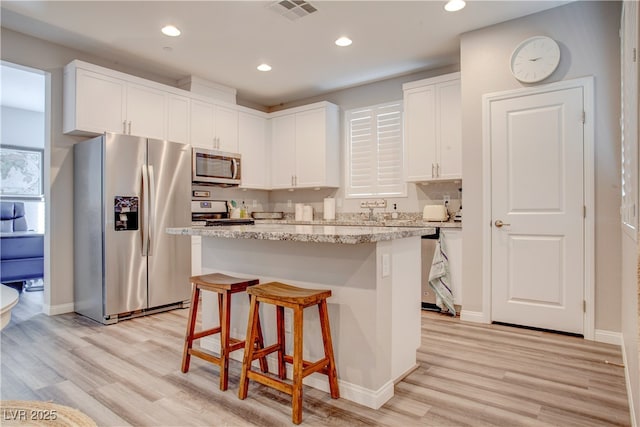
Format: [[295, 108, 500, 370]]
[[1, 0, 571, 108]]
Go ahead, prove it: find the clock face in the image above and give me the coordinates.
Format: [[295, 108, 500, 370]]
[[510, 36, 561, 83]]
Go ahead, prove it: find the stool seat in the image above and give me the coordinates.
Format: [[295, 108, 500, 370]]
[[239, 281, 339, 424], [191, 273, 259, 291], [246, 282, 332, 307], [181, 273, 267, 391]]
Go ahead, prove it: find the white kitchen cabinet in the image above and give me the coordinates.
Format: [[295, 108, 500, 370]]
[[166, 94, 190, 144], [189, 99, 239, 152], [64, 67, 126, 135], [270, 102, 339, 189], [64, 61, 173, 140], [191, 236, 201, 275], [441, 228, 462, 305], [125, 82, 166, 140], [238, 112, 270, 189], [403, 72, 461, 182]]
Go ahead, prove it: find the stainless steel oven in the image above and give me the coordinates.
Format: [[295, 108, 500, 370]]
[[192, 147, 241, 186]]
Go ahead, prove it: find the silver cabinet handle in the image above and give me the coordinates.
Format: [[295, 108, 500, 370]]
[[128, 121, 132, 135], [436, 163, 440, 177], [494, 220, 511, 228], [291, 175, 294, 186], [123, 120, 127, 134], [432, 163, 435, 178]]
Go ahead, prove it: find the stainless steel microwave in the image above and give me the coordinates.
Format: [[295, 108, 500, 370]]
[[192, 148, 241, 186]]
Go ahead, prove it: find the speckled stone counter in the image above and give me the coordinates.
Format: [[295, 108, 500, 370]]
[[254, 218, 462, 229], [166, 223, 435, 244]]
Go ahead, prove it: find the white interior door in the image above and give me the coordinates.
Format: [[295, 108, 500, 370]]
[[490, 86, 584, 334]]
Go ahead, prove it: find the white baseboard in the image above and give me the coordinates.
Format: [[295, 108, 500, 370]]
[[43, 302, 74, 316], [460, 310, 489, 324], [594, 329, 623, 346], [202, 337, 394, 409]]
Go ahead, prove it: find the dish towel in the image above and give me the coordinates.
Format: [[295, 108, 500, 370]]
[[428, 235, 456, 316]]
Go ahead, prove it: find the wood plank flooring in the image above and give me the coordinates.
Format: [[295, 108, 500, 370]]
[[1, 291, 630, 426]]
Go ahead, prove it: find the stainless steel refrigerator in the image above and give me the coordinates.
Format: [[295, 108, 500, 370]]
[[74, 133, 192, 324]]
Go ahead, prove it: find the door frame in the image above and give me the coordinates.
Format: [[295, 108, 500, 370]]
[[481, 77, 595, 340]]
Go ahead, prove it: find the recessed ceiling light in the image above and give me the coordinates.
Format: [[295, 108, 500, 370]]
[[161, 25, 181, 37], [257, 63, 272, 72], [444, 0, 466, 12], [335, 36, 352, 47]]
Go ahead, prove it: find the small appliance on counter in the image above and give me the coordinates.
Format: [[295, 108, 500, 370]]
[[191, 199, 254, 226], [422, 204, 449, 222]]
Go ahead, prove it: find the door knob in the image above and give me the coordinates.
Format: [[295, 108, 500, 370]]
[[494, 220, 511, 228]]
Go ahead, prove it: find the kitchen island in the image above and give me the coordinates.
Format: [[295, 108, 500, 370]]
[[166, 223, 435, 409]]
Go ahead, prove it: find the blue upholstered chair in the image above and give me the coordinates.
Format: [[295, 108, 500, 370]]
[[0, 201, 44, 286]]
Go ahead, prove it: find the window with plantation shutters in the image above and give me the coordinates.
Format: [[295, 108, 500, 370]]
[[346, 101, 406, 198]]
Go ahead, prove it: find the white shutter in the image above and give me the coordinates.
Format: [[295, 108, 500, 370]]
[[346, 101, 405, 197]]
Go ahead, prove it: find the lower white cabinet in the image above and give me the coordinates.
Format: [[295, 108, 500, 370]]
[[191, 236, 201, 275], [441, 228, 462, 305]]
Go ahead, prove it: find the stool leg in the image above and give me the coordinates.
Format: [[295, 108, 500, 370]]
[[255, 310, 269, 373], [276, 306, 286, 380], [318, 300, 340, 399], [219, 291, 231, 391], [239, 295, 260, 400], [291, 306, 304, 425], [181, 284, 200, 373]]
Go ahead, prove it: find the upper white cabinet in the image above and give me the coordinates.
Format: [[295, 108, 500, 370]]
[[238, 112, 270, 189], [189, 99, 238, 152], [64, 62, 167, 139], [270, 102, 340, 189], [403, 72, 461, 182], [166, 94, 190, 144]]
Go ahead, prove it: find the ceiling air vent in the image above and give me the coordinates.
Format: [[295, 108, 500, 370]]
[[268, 0, 318, 21]]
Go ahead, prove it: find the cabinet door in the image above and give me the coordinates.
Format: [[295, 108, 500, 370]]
[[126, 83, 166, 140], [404, 86, 437, 181], [75, 69, 126, 134], [271, 114, 296, 188], [441, 229, 462, 305], [167, 94, 190, 144], [295, 108, 326, 187], [215, 105, 239, 152], [190, 100, 216, 149], [436, 80, 462, 180], [238, 112, 269, 189]]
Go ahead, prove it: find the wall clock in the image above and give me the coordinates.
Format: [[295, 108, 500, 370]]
[[510, 36, 561, 83]]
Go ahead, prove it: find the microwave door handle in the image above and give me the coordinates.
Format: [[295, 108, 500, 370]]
[[231, 158, 238, 179]]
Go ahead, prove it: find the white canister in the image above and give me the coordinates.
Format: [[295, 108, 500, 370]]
[[303, 205, 314, 221], [323, 198, 336, 220], [295, 203, 304, 221]]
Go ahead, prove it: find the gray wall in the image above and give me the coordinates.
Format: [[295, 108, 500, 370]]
[[460, 0, 622, 330]]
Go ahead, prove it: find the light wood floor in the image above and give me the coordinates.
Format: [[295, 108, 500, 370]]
[[1, 291, 630, 426]]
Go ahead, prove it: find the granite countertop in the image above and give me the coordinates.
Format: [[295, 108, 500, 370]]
[[167, 223, 436, 244], [254, 219, 462, 229]]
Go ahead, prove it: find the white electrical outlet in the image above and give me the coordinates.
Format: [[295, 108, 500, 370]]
[[252, 200, 257, 207], [443, 194, 450, 204], [284, 311, 292, 333], [287, 200, 292, 208]]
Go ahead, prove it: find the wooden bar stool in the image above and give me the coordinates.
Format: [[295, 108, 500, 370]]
[[181, 273, 268, 391], [238, 282, 339, 424]]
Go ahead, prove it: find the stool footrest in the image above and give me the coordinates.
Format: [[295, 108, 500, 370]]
[[250, 343, 281, 360], [189, 348, 222, 366], [192, 326, 222, 340], [247, 370, 293, 396], [281, 355, 330, 378]]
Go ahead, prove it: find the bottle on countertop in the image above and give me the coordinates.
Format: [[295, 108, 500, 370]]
[[240, 201, 248, 219], [391, 203, 399, 219]]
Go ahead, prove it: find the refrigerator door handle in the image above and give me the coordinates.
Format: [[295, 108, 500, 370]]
[[147, 165, 156, 256], [141, 164, 150, 256]]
